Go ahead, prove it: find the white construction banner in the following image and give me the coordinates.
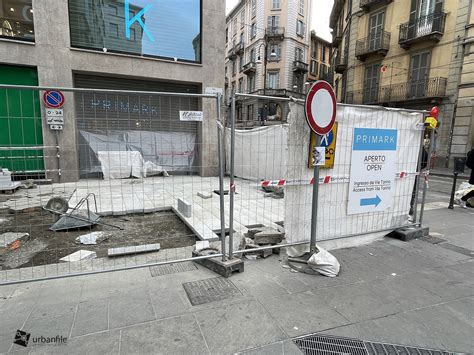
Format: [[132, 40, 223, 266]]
[[348, 128, 398, 215]]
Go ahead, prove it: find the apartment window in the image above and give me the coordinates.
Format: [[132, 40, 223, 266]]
[[268, 15, 280, 28], [68, 0, 202, 63], [312, 42, 318, 58], [295, 47, 304, 61], [250, 23, 256, 39], [299, 0, 305, 15], [232, 18, 237, 36], [240, 9, 245, 28], [321, 45, 326, 62], [296, 20, 305, 37], [240, 32, 244, 44], [310, 60, 317, 76], [232, 61, 236, 76], [247, 104, 254, 121], [247, 75, 255, 92], [226, 27, 228, 42], [239, 56, 244, 71], [268, 44, 281, 61], [250, 48, 256, 62], [251, 0, 256, 17], [272, 0, 280, 9], [0, 0, 34, 42], [238, 78, 244, 93], [267, 72, 280, 89]]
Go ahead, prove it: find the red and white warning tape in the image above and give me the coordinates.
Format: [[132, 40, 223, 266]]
[[261, 171, 429, 187]]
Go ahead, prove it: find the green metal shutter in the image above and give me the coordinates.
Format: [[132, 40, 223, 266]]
[[0, 65, 44, 176]]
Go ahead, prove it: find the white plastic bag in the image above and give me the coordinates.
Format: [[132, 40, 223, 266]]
[[308, 247, 340, 277]]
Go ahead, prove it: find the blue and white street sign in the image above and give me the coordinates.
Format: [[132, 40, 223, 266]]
[[348, 128, 398, 215]]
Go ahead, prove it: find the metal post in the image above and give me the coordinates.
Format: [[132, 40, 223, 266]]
[[216, 94, 227, 262], [309, 134, 321, 254], [228, 95, 236, 259], [55, 131, 61, 182], [412, 120, 425, 222], [448, 172, 458, 209], [419, 129, 434, 225]]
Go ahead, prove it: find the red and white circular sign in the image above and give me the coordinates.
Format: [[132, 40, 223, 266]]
[[305, 81, 336, 135]]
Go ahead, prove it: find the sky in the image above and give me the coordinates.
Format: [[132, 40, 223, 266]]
[[225, 0, 334, 42]]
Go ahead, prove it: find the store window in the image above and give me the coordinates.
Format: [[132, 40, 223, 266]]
[[68, 0, 202, 63], [0, 0, 34, 42]]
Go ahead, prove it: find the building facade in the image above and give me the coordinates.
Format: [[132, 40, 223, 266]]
[[0, 0, 224, 182], [330, 0, 473, 167], [307, 31, 332, 83], [225, 0, 312, 126]]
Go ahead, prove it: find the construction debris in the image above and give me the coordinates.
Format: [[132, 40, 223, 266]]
[[197, 191, 213, 199], [59, 250, 97, 262], [75, 232, 108, 245], [307, 247, 340, 278], [108, 243, 161, 257], [195, 240, 210, 251], [0, 232, 30, 248]]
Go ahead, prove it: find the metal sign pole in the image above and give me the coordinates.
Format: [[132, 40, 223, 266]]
[[310, 134, 321, 254], [228, 95, 236, 259]]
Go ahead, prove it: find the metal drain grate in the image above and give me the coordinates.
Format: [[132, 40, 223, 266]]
[[293, 334, 456, 355], [149, 262, 197, 277], [365, 341, 454, 355], [182, 277, 242, 306], [293, 334, 367, 355]]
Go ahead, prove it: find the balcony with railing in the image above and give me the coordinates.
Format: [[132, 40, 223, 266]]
[[333, 21, 344, 46], [227, 46, 237, 60], [265, 27, 285, 40], [293, 60, 309, 73], [334, 53, 348, 74], [360, 0, 393, 12], [243, 62, 257, 75], [356, 31, 390, 61], [346, 77, 447, 105], [234, 42, 245, 55], [399, 12, 446, 49]]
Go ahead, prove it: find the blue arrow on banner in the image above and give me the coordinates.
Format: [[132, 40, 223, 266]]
[[360, 195, 382, 207]]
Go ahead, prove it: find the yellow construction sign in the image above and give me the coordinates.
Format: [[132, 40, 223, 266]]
[[308, 122, 338, 169]]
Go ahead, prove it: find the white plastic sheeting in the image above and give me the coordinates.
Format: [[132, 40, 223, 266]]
[[284, 103, 423, 257], [80, 130, 196, 178], [225, 125, 288, 181]]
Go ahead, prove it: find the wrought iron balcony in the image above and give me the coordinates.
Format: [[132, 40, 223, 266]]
[[266, 27, 285, 40], [293, 60, 309, 73], [356, 31, 390, 61], [346, 77, 447, 105], [360, 0, 393, 12], [334, 53, 347, 74], [234, 42, 245, 55], [243, 62, 257, 75], [227, 47, 237, 60], [399, 12, 446, 49]]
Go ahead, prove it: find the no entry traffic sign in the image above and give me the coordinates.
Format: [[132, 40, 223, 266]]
[[43, 90, 65, 109], [305, 81, 336, 136]]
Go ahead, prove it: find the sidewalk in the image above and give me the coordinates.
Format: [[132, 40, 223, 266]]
[[0, 208, 473, 354]]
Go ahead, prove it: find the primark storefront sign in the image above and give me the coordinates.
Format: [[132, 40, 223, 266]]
[[68, 0, 202, 63]]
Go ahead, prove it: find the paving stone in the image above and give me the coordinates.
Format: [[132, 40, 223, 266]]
[[108, 289, 155, 329], [107, 243, 161, 257], [197, 191, 213, 199], [120, 314, 208, 354], [59, 250, 96, 263], [71, 299, 108, 337], [195, 300, 286, 354], [253, 230, 284, 245], [238, 340, 303, 354], [178, 198, 192, 217]]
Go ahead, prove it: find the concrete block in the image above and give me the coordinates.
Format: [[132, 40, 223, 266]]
[[0, 232, 30, 248], [178, 198, 192, 218], [253, 230, 284, 245], [195, 240, 210, 251], [197, 191, 213, 199], [387, 226, 429, 242], [192, 250, 244, 277], [108, 243, 161, 257], [60, 250, 97, 262]]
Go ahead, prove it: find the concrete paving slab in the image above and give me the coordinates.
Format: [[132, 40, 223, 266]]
[[195, 300, 286, 354], [120, 314, 208, 354], [108, 289, 155, 329], [71, 299, 108, 337], [261, 290, 350, 338], [238, 339, 303, 354]]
